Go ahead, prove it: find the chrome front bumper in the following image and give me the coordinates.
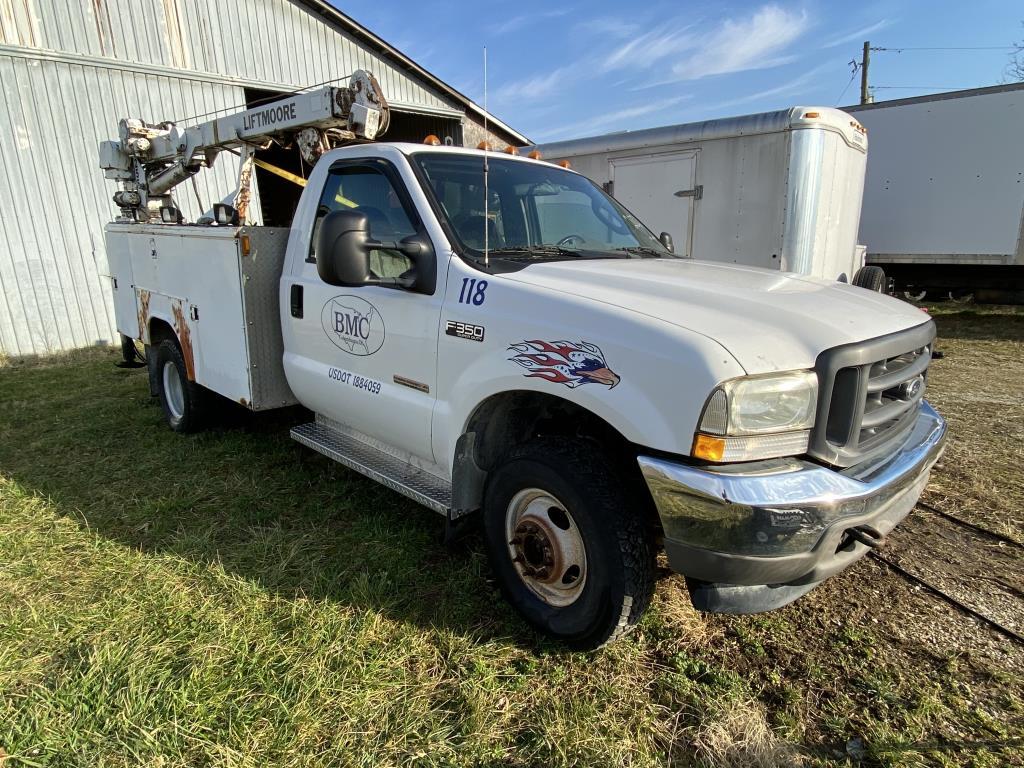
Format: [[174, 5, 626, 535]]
[[638, 401, 947, 612]]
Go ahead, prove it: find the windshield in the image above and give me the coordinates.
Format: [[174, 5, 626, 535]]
[[412, 152, 674, 261]]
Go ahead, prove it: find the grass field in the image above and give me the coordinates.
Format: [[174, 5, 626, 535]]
[[1, 306, 1022, 767]]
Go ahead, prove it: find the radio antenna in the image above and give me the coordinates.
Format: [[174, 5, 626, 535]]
[[483, 46, 489, 268]]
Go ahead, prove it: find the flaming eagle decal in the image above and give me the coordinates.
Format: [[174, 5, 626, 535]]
[[508, 340, 621, 389]]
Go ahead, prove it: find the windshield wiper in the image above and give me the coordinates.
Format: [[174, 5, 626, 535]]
[[486, 245, 585, 259], [615, 246, 668, 258]]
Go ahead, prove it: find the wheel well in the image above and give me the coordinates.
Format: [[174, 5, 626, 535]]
[[455, 391, 658, 526], [148, 318, 176, 346]]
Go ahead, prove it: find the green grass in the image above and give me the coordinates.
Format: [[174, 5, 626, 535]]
[[1, 311, 1023, 767]]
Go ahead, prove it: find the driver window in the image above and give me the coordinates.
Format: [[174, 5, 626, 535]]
[[309, 165, 417, 279]]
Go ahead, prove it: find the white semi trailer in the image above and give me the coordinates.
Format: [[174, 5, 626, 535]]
[[99, 74, 946, 648], [847, 83, 1024, 301], [531, 108, 879, 287]]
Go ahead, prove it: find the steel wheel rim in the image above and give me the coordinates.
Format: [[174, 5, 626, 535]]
[[505, 488, 587, 607], [162, 360, 185, 420]]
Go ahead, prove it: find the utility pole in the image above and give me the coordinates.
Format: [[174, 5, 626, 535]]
[[860, 40, 872, 104]]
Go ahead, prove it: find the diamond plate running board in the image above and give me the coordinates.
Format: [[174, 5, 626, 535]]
[[290, 421, 451, 515]]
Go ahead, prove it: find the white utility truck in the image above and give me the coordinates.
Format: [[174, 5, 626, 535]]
[[847, 83, 1024, 301], [100, 72, 946, 648], [531, 108, 882, 288]]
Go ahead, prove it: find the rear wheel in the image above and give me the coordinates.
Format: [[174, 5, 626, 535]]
[[154, 339, 208, 433], [853, 265, 887, 292], [482, 438, 655, 649]]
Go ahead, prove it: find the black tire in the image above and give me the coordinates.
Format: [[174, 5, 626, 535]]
[[482, 437, 655, 649], [853, 265, 887, 292], [154, 338, 208, 433]]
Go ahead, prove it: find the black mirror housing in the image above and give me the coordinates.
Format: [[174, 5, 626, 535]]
[[316, 210, 374, 286], [315, 209, 436, 293], [659, 231, 674, 253]]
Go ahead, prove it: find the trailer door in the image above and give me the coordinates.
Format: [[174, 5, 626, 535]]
[[609, 151, 698, 258]]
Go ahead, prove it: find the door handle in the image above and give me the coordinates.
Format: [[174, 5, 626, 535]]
[[674, 185, 703, 200], [290, 284, 303, 318]]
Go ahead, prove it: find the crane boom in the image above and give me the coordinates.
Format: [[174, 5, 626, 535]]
[[99, 70, 389, 222]]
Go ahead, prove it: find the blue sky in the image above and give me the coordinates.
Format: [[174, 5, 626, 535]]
[[337, 1, 1022, 143]]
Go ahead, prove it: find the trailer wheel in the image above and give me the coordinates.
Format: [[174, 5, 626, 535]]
[[154, 339, 208, 433], [853, 265, 887, 292], [482, 437, 655, 649]]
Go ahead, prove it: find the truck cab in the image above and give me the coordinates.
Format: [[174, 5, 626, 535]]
[[105, 139, 946, 650]]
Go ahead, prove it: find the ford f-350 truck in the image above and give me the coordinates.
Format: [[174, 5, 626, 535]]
[[101, 76, 947, 648]]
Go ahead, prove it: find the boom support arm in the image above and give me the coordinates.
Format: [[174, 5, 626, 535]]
[[99, 70, 389, 222]]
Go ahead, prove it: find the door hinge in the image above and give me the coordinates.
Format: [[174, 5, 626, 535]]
[[674, 185, 703, 200], [290, 284, 303, 318], [189, 305, 199, 321]]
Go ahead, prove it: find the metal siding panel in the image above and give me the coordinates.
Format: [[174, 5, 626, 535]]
[[3, 57, 68, 352], [0, 54, 254, 355]]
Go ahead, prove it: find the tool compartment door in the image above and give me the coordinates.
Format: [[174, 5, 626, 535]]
[[610, 151, 698, 258]]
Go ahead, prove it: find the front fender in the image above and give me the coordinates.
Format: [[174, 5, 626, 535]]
[[432, 269, 745, 470]]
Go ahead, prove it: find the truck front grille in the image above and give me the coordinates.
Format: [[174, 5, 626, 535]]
[[810, 322, 936, 467]]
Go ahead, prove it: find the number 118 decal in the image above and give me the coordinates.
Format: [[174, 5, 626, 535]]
[[458, 278, 488, 306]]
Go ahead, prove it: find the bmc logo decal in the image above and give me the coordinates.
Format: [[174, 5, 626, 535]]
[[321, 295, 385, 356]]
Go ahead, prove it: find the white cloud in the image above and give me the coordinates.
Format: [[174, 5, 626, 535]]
[[573, 16, 641, 40], [493, 65, 575, 103], [669, 5, 810, 81], [601, 4, 810, 87], [694, 63, 831, 113], [487, 9, 572, 36], [532, 94, 693, 142], [822, 19, 893, 49]]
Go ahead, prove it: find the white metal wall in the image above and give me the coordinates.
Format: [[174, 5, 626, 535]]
[[0, 0, 461, 113], [0, 54, 250, 355], [0, 0, 466, 356], [852, 88, 1024, 264]]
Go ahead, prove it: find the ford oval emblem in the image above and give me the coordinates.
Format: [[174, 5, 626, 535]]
[[900, 375, 924, 400], [321, 295, 386, 356]]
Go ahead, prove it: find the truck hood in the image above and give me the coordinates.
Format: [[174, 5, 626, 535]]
[[504, 259, 931, 374]]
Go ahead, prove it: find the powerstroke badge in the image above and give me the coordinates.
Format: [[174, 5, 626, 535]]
[[508, 340, 620, 389], [322, 295, 385, 355], [445, 320, 485, 342]]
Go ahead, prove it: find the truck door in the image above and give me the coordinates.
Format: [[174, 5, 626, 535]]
[[281, 158, 442, 462], [610, 151, 698, 258]]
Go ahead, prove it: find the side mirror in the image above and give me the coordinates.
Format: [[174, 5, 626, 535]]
[[315, 209, 436, 293], [316, 210, 374, 286], [659, 232, 674, 253]]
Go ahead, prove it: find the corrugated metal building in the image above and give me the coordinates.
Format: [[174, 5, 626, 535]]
[[0, 0, 526, 356]]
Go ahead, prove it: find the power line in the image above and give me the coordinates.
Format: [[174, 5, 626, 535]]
[[835, 65, 859, 105], [873, 86, 974, 90], [872, 45, 1016, 52]]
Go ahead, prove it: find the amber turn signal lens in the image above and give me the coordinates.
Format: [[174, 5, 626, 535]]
[[692, 433, 725, 462], [476, 140, 493, 150], [802, 111, 820, 119], [557, 159, 571, 168], [527, 149, 542, 160], [503, 145, 518, 155], [239, 234, 251, 257], [423, 134, 441, 145]]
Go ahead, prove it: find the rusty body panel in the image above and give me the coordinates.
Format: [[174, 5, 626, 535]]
[[137, 288, 151, 342], [170, 301, 196, 381]]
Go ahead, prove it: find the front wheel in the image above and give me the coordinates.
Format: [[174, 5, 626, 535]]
[[482, 438, 655, 649]]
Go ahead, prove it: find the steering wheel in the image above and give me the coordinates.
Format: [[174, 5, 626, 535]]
[[556, 234, 586, 248]]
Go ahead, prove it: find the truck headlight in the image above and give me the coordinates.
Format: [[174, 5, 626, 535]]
[[693, 371, 817, 462]]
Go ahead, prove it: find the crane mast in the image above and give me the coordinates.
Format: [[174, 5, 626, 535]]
[[99, 70, 389, 223]]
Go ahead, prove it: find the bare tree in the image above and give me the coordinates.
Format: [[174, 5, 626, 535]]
[[1008, 23, 1024, 82]]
